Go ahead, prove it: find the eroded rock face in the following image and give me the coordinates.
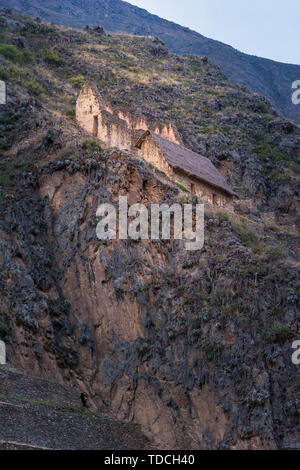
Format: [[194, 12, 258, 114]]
[[1, 147, 298, 450]]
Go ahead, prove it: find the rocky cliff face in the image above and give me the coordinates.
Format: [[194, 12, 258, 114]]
[[2, 0, 300, 123], [0, 12, 299, 449]]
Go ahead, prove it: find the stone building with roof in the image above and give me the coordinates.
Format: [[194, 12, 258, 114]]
[[76, 83, 236, 209], [135, 131, 235, 208]]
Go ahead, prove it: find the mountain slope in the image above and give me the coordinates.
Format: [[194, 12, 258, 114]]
[[1, 0, 300, 123], [0, 11, 299, 449], [0, 366, 150, 449]]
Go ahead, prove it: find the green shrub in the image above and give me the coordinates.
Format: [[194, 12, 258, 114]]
[[0, 69, 9, 81], [251, 133, 287, 163], [0, 320, 9, 338], [136, 341, 149, 356], [251, 244, 263, 255], [216, 210, 229, 221], [0, 63, 25, 83], [21, 49, 33, 64], [43, 49, 61, 66], [252, 142, 283, 162], [57, 148, 78, 161], [262, 245, 287, 262], [232, 184, 244, 191], [201, 339, 223, 362], [268, 170, 286, 182], [82, 138, 101, 152], [0, 44, 32, 64], [42, 129, 56, 147], [231, 221, 258, 246], [0, 173, 13, 187], [175, 181, 189, 192], [22, 24, 55, 35], [69, 75, 85, 89], [0, 44, 21, 61], [287, 377, 300, 397], [263, 323, 291, 344], [288, 161, 300, 174], [23, 79, 44, 96], [0, 140, 9, 152], [64, 107, 75, 120]]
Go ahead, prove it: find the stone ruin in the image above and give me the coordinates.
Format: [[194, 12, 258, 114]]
[[76, 82, 182, 151], [76, 82, 235, 209]]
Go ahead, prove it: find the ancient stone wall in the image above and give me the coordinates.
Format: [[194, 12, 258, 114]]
[[153, 122, 182, 145], [174, 169, 234, 210], [76, 84, 103, 137], [118, 111, 148, 132], [76, 84, 182, 151], [76, 85, 132, 150], [98, 110, 132, 150], [138, 136, 174, 179], [118, 110, 182, 145]]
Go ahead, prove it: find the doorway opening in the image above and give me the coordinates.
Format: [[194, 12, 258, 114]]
[[213, 193, 218, 205], [93, 116, 98, 137]]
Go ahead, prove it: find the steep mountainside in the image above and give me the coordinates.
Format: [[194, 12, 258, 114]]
[[1, 0, 300, 123], [0, 11, 299, 449], [0, 366, 150, 449]]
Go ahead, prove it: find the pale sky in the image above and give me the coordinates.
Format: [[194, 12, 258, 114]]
[[128, 0, 300, 65]]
